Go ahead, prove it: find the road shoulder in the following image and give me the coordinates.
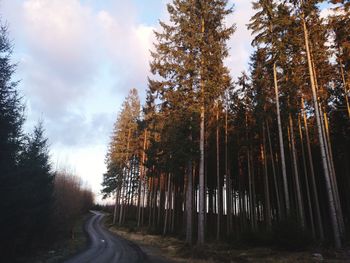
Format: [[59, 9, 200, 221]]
[[106, 223, 350, 263]]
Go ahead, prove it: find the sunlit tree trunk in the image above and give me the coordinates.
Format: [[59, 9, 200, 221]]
[[137, 130, 148, 227], [322, 110, 345, 236], [198, 16, 206, 245], [273, 62, 290, 216], [301, 7, 341, 247], [338, 49, 350, 118], [301, 98, 324, 240], [298, 114, 315, 237], [312, 45, 345, 239]]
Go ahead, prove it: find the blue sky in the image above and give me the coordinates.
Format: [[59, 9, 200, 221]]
[[0, 0, 257, 202]]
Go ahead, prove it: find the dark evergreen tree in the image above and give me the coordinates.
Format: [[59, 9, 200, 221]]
[[18, 122, 54, 246], [0, 21, 25, 256]]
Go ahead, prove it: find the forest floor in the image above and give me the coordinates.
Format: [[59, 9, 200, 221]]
[[107, 221, 350, 263], [19, 214, 90, 263]]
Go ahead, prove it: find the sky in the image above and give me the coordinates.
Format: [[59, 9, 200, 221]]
[[0, 0, 256, 203]]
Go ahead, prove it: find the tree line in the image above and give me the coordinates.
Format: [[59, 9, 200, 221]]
[[102, 0, 349, 249], [0, 22, 94, 260]]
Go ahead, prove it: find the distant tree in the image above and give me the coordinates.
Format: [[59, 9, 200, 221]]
[[102, 89, 141, 224], [53, 171, 94, 239]]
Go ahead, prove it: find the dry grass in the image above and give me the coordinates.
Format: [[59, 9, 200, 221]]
[[21, 214, 90, 263], [108, 224, 350, 263]]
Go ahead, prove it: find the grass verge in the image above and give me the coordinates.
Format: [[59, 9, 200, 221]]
[[105, 216, 350, 263], [18, 213, 91, 263]]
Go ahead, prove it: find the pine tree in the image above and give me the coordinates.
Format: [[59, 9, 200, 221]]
[[148, 0, 234, 244], [102, 89, 140, 224], [248, 0, 291, 216], [18, 122, 54, 245], [0, 21, 25, 255]]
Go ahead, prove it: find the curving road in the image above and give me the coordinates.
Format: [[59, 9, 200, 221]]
[[64, 211, 168, 263]]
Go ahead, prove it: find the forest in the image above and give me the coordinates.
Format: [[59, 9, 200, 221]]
[[102, 0, 350, 250], [0, 23, 94, 260]]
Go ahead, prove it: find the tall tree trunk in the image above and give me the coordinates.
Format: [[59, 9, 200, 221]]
[[262, 126, 271, 228], [171, 180, 175, 233], [322, 110, 345, 236], [225, 106, 232, 234], [298, 114, 315, 238], [266, 120, 281, 220], [113, 187, 120, 225], [157, 173, 164, 228], [247, 149, 256, 231], [186, 153, 193, 244], [163, 174, 171, 235], [289, 114, 305, 228], [302, 98, 324, 240], [119, 174, 125, 225], [197, 16, 206, 246], [311, 52, 345, 236], [338, 48, 350, 118], [148, 176, 153, 227], [273, 62, 290, 216], [301, 8, 341, 248], [216, 104, 222, 240], [138, 130, 148, 227]]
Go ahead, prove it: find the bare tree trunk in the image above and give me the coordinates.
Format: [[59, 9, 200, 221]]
[[163, 174, 171, 235], [322, 110, 345, 236], [247, 149, 255, 231], [338, 48, 350, 118], [141, 178, 146, 226], [198, 16, 206, 246], [301, 8, 341, 247], [113, 187, 120, 225], [171, 180, 175, 233], [119, 176, 125, 225], [302, 98, 324, 240], [216, 104, 222, 240], [148, 177, 153, 227], [262, 126, 271, 228], [186, 158, 193, 244], [157, 173, 163, 228], [152, 176, 158, 229], [137, 130, 148, 227], [273, 62, 290, 217], [298, 114, 315, 238], [312, 54, 345, 237], [289, 114, 305, 228], [225, 106, 231, 234], [266, 120, 281, 221]]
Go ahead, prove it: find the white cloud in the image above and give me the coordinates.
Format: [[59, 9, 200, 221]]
[[2, 0, 154, 140], [1, 0, 255, 201], [226, 0, 254, 79], [96, 10, 154, 99], [1, 0, 155, 199]]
